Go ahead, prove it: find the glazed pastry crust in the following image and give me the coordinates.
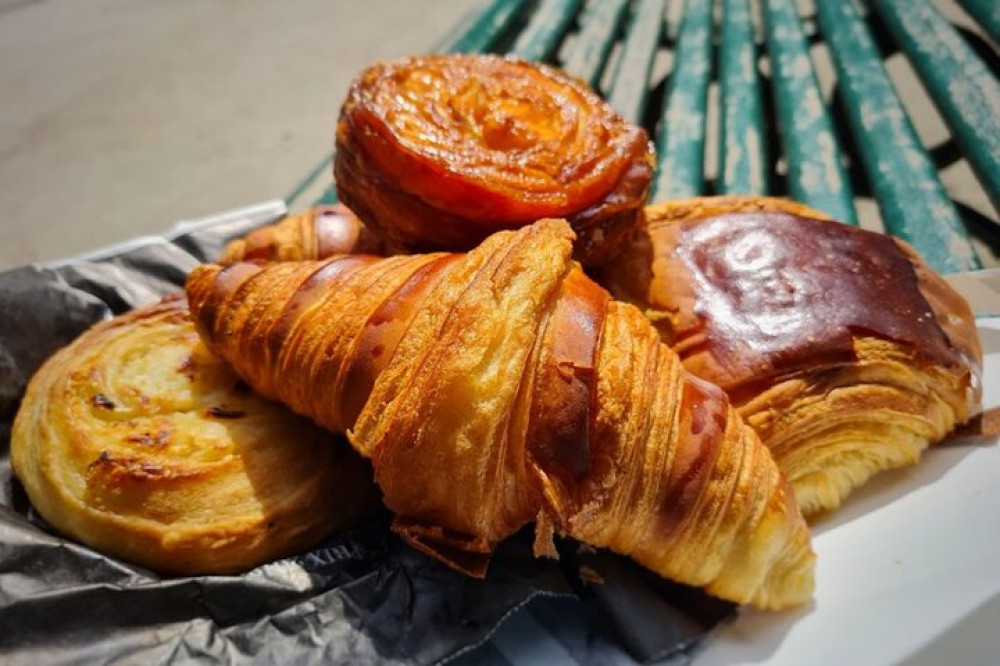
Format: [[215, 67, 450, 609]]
[[335, 54, 654, 266], [186, 219, 815, 609], [601, 196, 983, 515], [220, 204, 385, 264], [11, 297, 378, 575]]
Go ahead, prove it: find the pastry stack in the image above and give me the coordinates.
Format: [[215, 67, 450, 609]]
[[11, 55, 982, 612]]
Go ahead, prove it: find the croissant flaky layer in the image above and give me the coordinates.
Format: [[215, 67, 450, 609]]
[[11, 297, 378, 575], [601, 196, 983, 515], [335, 54, 654, 266], [186, 219, 815, 609]]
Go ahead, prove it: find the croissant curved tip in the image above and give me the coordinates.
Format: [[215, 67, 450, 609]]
[[703, 544, 815, 610], [752, 546, 816, 611], [184, 264, 222, 314]]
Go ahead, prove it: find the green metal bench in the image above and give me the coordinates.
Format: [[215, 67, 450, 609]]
[[289, 0, 999, 275]]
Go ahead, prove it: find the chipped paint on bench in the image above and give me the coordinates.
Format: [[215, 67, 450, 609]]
[[607, 0, 667, 124], [562, 0, 630, 89], [653, 0, 713, 200], [719, 0, 768, 195], [762, 0, 857, 223], [443, 0, 532, 54], [509, 0, 584, 62], [874, 0, 1000, 214], [817, 0, 980, 273]]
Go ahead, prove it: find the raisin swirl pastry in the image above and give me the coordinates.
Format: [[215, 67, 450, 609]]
[[335, 54, 654, 266], [600, 196, 983, 515], [11, 296, 379, 575], [185, 219, 815, 609]]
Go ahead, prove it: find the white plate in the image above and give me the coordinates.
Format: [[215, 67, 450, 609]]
[[696, 317, 1000, 666]]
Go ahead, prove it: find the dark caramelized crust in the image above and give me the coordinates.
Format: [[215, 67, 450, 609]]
[[602, 196, 983, 515], [894, 239, 983, 387], [335, 54, 654, 266], [527, 267, 609, 507], [220, 204, 386, 264], [186, 219, 815, 609], [672, 211, 972, 389]]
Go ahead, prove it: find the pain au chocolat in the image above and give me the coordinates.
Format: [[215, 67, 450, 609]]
[[335, 54, 654, 266], [11, 296, 379, 575], [601, 196, 983, 516], [186, 219, 815, 610]]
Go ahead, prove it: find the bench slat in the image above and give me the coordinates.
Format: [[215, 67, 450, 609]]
[[652, 0, 713, 200], [442, 0, 532, 54], [315, 186, 339, 205], [606, 0, 667, 124], [718, 0, 768, 195], [816, 0, 980, 272], [873, 0, 1000, 215], [762, 0, 857, 223], [509, 0, 584, 62], [561, 0, 630, 88], [957, 0, 1000, 44]]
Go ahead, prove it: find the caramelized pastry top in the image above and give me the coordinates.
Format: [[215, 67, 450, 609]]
[[335, 54, 653, 265], [628, 210, 983, 400], [674, 212, 973, 381]]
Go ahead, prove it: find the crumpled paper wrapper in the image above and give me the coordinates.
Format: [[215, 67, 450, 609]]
[[0, 202, 733, 665]]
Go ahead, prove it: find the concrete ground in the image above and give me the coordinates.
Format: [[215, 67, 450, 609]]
[[0, 0, 478, 270], [0, 0, 995, 271]]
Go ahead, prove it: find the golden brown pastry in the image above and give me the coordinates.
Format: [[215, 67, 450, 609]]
[[220, 204, 385, 264], [601, 196, 983, 516], [335, 54, 654, 266], [11, 296, 379, 575], [185, 219, 815, 609]]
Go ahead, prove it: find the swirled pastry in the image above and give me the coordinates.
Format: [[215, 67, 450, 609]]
[[186, 219, 815, 609], [220, 204, 385, 264], [601, 196, 983, 515], [335, 54, 654, 266], [11, 296, 378, 575]]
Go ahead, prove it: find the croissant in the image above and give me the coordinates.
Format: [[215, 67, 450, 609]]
[[11, 296, 379, 575], [600, 196, 983, 515], [185, 218, 814, 609], [334, 54, 654, 266], [220, 204, 385, 264]]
